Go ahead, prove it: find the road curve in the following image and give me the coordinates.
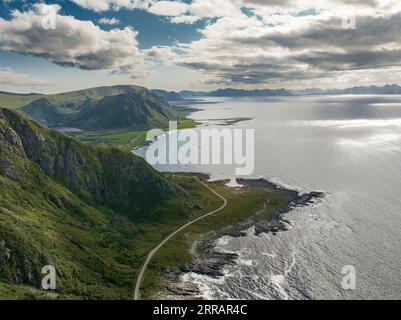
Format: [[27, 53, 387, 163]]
[[134, 178, 227, 300]]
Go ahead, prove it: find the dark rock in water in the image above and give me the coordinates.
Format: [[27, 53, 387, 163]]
[[254, 219, 289, 236], [166, 285, 201, 297], [295, 191, 325, 207], [159, 185, 326, 299], [180, 237, 238, 279], [227, 230, 248, 237], [181, 252, 238, 278]]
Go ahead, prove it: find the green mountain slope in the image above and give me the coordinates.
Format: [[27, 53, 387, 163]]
[[20, 85, 175, 131], [68, 93, 170, 130], [151, 89, 182, 101], [0, 108, 189, 299], [0, 92, 42, 110]]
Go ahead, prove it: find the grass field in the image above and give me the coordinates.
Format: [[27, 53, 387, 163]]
[[75, 118, 198, 149]]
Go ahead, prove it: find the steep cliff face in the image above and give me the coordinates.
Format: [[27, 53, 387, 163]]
[[0, 108, 176, 216], [0, 109, 188, 298]]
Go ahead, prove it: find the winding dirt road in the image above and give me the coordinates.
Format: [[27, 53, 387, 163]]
[[134, 178, 227, 300]]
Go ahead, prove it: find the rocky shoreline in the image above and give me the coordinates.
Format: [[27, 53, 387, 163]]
[[156, 177, 324, 300], [198, 117, 253, 126]]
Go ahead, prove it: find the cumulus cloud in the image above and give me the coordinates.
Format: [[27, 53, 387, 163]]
[[0, 4, 148, 77], [0, 68, 52, 92], [5, 0, 401, 88], [147, 1, 188, 16], [73, 0, 240, 23], [161, 1, 401, 86], [72, 0, 151, 12], [71, 0, 401, 23], [144, 45, 175, 61]]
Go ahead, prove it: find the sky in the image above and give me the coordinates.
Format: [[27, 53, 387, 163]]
[[1, 0, 401, 93]]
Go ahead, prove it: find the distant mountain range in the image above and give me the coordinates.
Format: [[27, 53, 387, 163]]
[[175, 88, 292, 99], [151, 89, 182, 101], [165, 84, 401, 99], [293, 84, 401, 95], [207, 88, 293, 97], [179, 90, 208, 99], [151, 88, 293, 99]]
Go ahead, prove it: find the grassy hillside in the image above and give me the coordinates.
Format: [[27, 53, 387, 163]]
[[0, 93, 42, 110], [0, 85, 196, 150], [69, 93, 171, 131], [0, 108, 194, 299], [19, 85, 176, 131]]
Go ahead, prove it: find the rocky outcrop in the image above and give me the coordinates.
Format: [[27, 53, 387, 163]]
[[0, 238, 46, 287], [158, 179, 325, 300], [0, 108, 178, 217]]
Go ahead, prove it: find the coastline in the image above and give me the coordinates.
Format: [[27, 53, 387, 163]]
[[196, 117, 253, 127], [135, 102, 325, 300], [154, 177, 324, 300]]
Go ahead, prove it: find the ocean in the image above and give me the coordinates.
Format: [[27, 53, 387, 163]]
[[137, 95, 401, 300]]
